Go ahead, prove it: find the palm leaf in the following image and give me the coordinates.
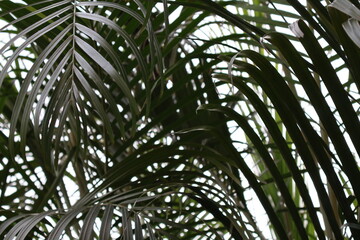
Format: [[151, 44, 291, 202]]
[[1, 0, 360, 239]]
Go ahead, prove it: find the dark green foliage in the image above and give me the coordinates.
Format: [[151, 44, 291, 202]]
[[0, 0, 359, 239]]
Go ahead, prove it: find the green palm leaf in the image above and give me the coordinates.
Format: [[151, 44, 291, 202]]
[[1, 0, 360, 239]]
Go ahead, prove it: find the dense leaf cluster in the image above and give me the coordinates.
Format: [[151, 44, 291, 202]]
[[0, 0, 360, 239]]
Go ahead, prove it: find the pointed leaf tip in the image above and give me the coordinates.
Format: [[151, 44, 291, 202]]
[[343, 18, 360, 48], [329, 0, 360, 21], [289, 21, 304, 38]]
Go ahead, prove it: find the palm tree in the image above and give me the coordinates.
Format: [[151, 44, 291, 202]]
[[0, 0, 359, 239]]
